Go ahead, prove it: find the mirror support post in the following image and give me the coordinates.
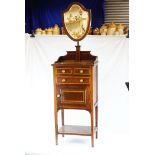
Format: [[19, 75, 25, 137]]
[[75, 41, 81, 61]]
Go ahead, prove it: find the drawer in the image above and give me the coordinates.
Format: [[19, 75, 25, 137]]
[[74, 68, 90, 75], [56, 68, 72, 75], [56, 77, 90, 84]]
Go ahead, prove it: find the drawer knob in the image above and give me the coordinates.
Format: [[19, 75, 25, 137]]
[[80, 70, 83, 73], [62, 79, 66, 82], [57, 94, 60, 98], [62, 70, 65, 73], [80, 79, 84, 83]]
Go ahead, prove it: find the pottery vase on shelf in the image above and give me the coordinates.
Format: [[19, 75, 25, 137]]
[[117, 24, 125, 35], [107, 28, 115, 35], [46, 28, 53, 35], [41, 30, 46, 35], [118, 29, 124, 35], [107, 22, 116, 35], [93, 28, 100, 35], [124, 27, 129, 35], [35, 28, 42, 35], [114, 30, 120, 35], [53, 24, 60, 35], [100, 24, 107, 35]]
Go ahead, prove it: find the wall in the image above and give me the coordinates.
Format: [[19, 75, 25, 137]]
[[104, 0, 129, 26]]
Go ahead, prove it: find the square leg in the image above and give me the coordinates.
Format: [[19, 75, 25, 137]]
[[95, 105, 98, 139], [54, 109, 58, 145], [61, 109, 64, 137], [91, 110, 94, 147]]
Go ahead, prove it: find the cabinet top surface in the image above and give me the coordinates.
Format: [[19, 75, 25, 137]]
[[53, 60, 98, 66], [52, 51, 98, 66]]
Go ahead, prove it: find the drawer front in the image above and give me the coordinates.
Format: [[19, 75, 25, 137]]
[[74, 68, 90, 75], [56, 68, 72, 75], [56, 77, 90, 84]]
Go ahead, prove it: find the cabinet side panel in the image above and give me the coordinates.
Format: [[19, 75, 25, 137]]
[[93, 64, 98, 104]]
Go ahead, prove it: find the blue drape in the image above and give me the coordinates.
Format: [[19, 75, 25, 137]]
[[25, 0, 105, 33]]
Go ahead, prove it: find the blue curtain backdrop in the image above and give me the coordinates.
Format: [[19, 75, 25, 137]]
[[25, 0, 105, 33]]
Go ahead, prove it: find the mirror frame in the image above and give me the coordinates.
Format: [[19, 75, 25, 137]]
[[62, 2, 91, 42]]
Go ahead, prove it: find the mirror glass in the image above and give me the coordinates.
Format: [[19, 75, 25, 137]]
[[63, 3, 90, 41]]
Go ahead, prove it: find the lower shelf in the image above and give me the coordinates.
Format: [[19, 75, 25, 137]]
[[58, 125, 97, 136]]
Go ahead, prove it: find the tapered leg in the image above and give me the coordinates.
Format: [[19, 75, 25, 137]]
[[54, 109, 58, 145], [61, 109, 64, 137], [95, 105, 98, 139], [91, 110, 94, 147]]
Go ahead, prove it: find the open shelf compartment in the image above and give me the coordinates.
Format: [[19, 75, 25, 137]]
[[58, 125, 97, 136]]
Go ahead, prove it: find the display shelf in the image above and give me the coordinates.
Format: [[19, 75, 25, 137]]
[[58, 125, 97, 136]]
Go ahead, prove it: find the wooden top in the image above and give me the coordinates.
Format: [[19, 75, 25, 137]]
[[52, 51, 98, 66]]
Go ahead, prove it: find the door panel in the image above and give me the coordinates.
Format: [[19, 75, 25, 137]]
[[61, 89, 86, 104], [56, 85, 90, 108]]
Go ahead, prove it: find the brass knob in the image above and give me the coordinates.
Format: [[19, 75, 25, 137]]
[[80, 70, 83, 73], [62, 70, 65, 73], [62, 79, 66, 82], [80, 79, 83, 83], [57, 94, 60, 98]]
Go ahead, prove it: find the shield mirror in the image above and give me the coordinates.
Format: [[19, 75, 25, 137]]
[[63, 3, 91, 42]]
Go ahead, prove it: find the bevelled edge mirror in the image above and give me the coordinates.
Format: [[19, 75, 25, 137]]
[[62, 2, 91, 42]]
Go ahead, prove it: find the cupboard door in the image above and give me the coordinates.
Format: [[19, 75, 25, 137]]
[[56, 85, 90, 108]]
